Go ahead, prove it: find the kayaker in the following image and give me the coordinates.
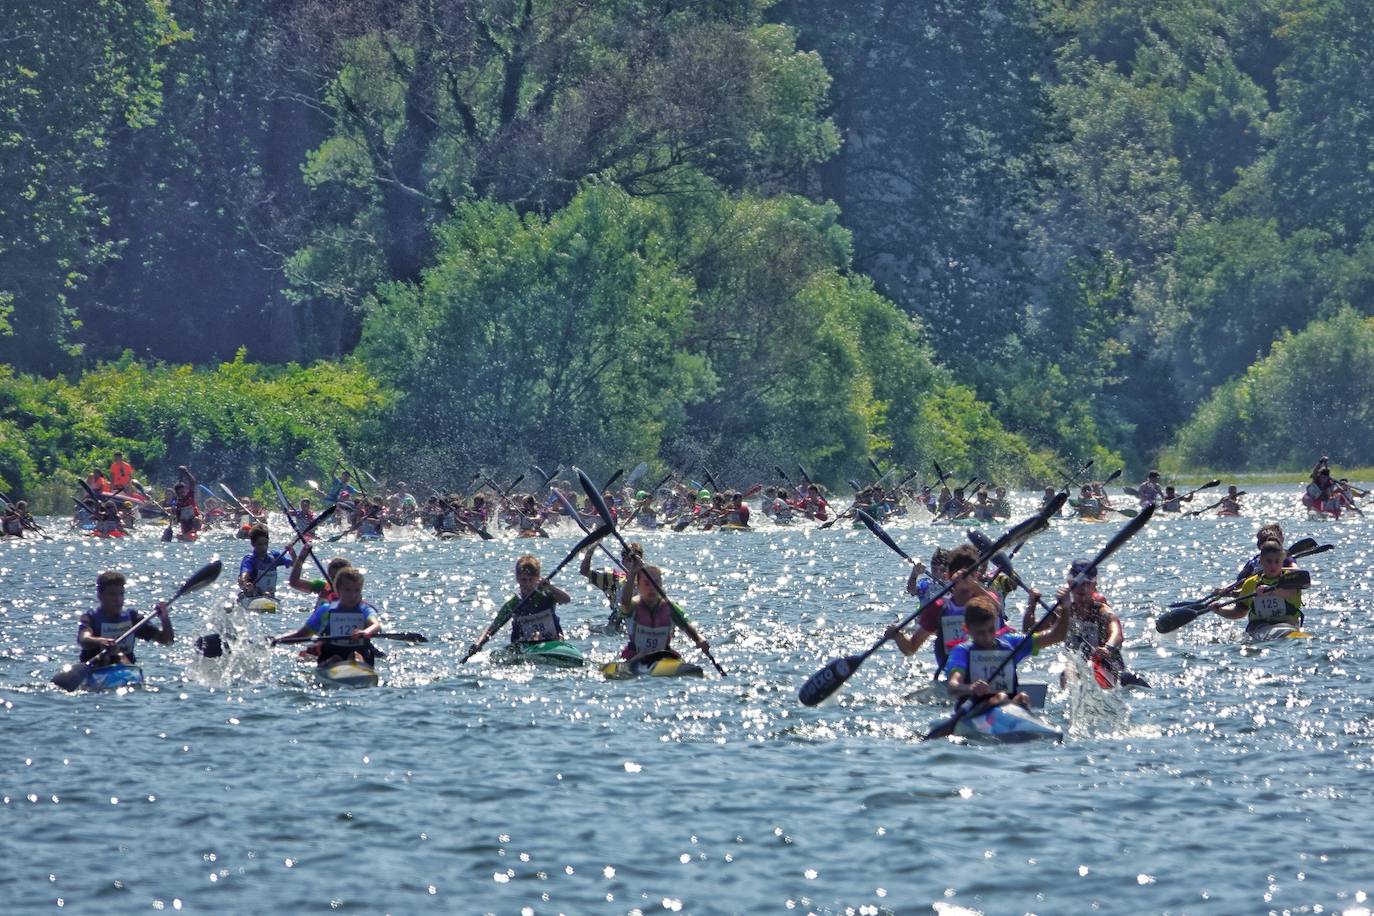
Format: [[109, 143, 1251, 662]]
[[237, 525, 296, 601], [109, 452, 135, 492], [467, 554, 573, 656], [885, 544, 1004, 677], [1038, 486, 1059, 514], [1217, 485, 1243, 516], [944, 592, 1069, 709], [1303, 457, 1339, 516], [800, 484, 828, 520], [166, 466, 201, 539], [580, 541, 642, 631], [1235, 524, 1296, 581], [1213, 541, 1306, 635], [1159, 483, 1192, 513], [726, 491, 751, 527], [1136, 471, 1164, 506], [616, 564, 710, 662], [77, 571, 174, 666], [990, 486, 1011, 519], [288, 546, 352, 607], [1073, 484, 1105, 520], [905, 548, 951, 605], [2, 499, 29, 537], [87, 468, 111, 494], [271, 567, 381, 667], [325, 462, 355, 506], [1029, 560, 1145, 688]]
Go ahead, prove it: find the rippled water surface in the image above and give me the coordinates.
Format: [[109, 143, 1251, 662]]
[[3, 487, 1373, 914]]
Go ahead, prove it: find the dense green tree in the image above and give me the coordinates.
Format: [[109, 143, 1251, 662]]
[[0, 0, 178, 372]]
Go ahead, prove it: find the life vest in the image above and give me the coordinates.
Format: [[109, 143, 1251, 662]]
[[242, 550, 287, 597], [1069, 596, 1111, 651], [511, 591, 560, 643], [359, 516, 384, 537], [1244, 574, 1302, 624], [81, 607, 141, 662], [967, 638, 1026, 694], [2, 515, 22, 536], [629, 598, 677, 655], [110, 462, 133, 489], [314, 601, 376, 648]]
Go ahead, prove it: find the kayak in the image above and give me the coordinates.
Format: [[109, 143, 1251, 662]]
[[601, 651, 704, 680], [505, 640, 584, 668], [1243, 624, 1313, 644], [947, 701, 1062, 743], [83, 663, 144, 691], [235, 597, 277, 614], [356, 532, 385, 542], [719, 524, 753, 532], [316, 659, 379, 688]]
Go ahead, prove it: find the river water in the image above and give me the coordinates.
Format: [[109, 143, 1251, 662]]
[[2, 486, 1371, 914]]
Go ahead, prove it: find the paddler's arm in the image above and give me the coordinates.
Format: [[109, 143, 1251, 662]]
[[353, 607, 382, 640], [468, 602, 515, 654], [883, 623, 930, 656], [538, 580, 570, 605], [77, 617, 116, 652], [579, 544, 595, 578], [1032, 593, 1071, 648], [137, 601, 174, 645], [904, 562, 928, 596], [1214, 578, 1254, 619], [1102, 606, 1124, 650], [288, 546, 315, 593], [668, 605, 709, 652]]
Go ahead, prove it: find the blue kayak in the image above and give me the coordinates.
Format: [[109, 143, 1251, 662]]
[[947, 701, 1061, 743], [83, 664, 144, 691]]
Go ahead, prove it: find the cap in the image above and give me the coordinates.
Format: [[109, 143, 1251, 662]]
[[1069, 560, 1097, 581]]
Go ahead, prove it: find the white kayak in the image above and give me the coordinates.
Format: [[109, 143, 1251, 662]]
[[947, 701, 1062, 743], [1242, 623, 1313, 644], [316, 659, 379, 688], [234, 596, 278, 614]]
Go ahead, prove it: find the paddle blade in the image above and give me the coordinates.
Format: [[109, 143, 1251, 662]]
[[799, 653, 865, 706], [1286, 537, 1318, 557], [1103, 467, 1123, 484], [605, 468, 625, 490], [867, 456, 883, 477], [967, 530, 1014, 579], [51, 661, 93, 692], [1070, 504, 1155, 587], [172, 560, 223, 602], [1115, 507, 1139, 518], [196, 634, 225, 658], [774, 465, 791, 484], [574, 467, 617, 531], [854, 510, 913, 563], [1156, 605, 1207, 634]]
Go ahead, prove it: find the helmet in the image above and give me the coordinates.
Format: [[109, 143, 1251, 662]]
[[699, 489, 711, 500]]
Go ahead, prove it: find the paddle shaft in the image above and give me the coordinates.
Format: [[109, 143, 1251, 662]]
[[265, 467, 334, 582]]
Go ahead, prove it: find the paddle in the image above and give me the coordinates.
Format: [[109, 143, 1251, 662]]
[[461, 523, 613, 662], [1187, 492, 1247, 517], [265, 467, 334, 580], [1167, 538, 1324, 609], [575, 467, 728, 676], [240, 504, 336, 591], [798, 494, 1068, 707], [1184, 478, 1222, 500], [219, 483, 263, 526], [272, 631, 429, 646], [968, 530, 1150, 688], [819, 466, 909, 530], [774, 465, 794, 487], [53, 560, 223, 691], [550, 486, 623, 570], [924, 505, 1155, 739], [0, 492, 53, 540], [798, 464, 813, 486], [604, 468, 625, 491], [1155, 569, 1312, 634]]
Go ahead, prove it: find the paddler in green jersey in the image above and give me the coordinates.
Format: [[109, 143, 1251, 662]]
[[1214, 540, 1306, 634], [287, 545, 352, 608], [580, 541, 642, 631], [467, 554, 573, 655], [616, 564, 710, 662]]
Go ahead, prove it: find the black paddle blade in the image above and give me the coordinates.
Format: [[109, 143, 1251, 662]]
[[574, 467, 617, 531], [173, 560, 224, 601], [867, 456, 883, 477], [798, 653, 865, 706], [1103, 468, 1123, 484], [967, 530, 1014, 578], [1286, 537, 1318, 556], [197, 634, 226, 658], [560, 524, 615, 574], [1156, 605, 1207, 634], [605, 468, 625, 490], [774, 465, 791, 484], [51, 661, 95, 692], [854, 509, 914, 563], [1069, 504, 1155, 587]]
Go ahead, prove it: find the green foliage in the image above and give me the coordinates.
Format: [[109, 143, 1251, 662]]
[[0, 0, 181, 371], [1164, 308, 1374, 470], [0, 352, 388, 511]]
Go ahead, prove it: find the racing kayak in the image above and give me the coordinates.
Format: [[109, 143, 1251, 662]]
[[945, 701, 1062, 743], [234, 596, 277, 614], [505, 640, 584, 668], [82, 663, 144, 691], [1243, 623, 1313, 644], [718, 524, 753, 532], [316, 659, 379, 688], [601, 651, 705, 680]]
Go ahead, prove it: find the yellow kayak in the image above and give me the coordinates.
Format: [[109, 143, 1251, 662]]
[[601, 651, 705, 680]]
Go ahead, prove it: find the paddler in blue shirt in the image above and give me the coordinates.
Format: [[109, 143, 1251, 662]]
[[944, 592, 1069, 710], [237, 524, 296, 601], [272, 567, 381, 667]]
